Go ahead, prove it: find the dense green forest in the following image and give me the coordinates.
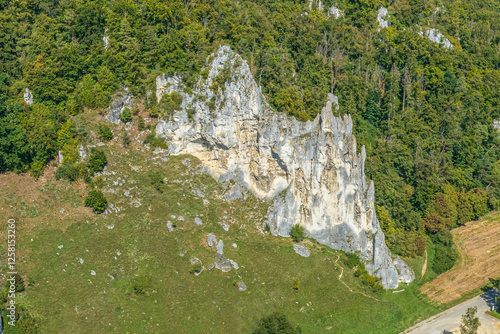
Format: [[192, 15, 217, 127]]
[[0, 0, 500, 272]]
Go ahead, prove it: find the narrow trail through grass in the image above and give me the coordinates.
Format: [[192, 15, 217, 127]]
[[334, 255, 384, 302], [421, 250, 428, 280]]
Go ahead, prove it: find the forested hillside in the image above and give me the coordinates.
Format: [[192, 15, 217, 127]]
[[1, 0, 500, 273]]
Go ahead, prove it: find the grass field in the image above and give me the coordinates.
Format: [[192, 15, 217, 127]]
[[420, 211, 500, 305], [0, 116, 441, 333]]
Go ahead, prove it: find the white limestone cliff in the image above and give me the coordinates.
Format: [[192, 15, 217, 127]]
[[154, 46, 415, 288]]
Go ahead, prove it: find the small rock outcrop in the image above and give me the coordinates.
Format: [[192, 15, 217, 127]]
[[214, 253, 232, 272], [24, 88, 33, 105], [106, 90, 134, 124], [216, 240, 224, 255], [327, 6, 344, 19], [293, 244, 311, 258], [236, 281, 247, 291], [154, 46, 414, 289], [377, 7, 389, 30], [418, 28, 453, 49], [206, 233, 217, 248]]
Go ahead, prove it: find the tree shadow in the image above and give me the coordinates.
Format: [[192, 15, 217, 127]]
[[480, 287, 499, 308]]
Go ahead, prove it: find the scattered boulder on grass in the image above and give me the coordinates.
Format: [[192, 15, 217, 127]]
[[166, 221, 174, 232], [194, 217, 203, 225], [206, 234, 217, 248], [293, 244, 311, 257], [216, 240, 224, 254], [214, 254, 232, 272], [229, 259, 239, 270], [236, 281, 247, 291], [218, 221, 230, 231]]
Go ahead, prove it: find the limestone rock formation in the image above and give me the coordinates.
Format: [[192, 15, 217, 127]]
[[328, 6, 344, 19], [377, 7, 389, 30], [106, 90, 134, 124], [155, 46, 415, 288], [418, 28, 453, 49], [293, 244, 311, 258], [24, 88, 33, 105]]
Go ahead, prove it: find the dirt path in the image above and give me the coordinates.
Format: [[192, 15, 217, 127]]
[[334, 255, 383, 302], [420, 211, 500, 304], [421, 249, 427, 280]]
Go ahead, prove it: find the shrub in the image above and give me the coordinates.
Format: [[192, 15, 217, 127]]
[[138, 115, 145, 131], [54, 162, 88, 182], [354, 266, 367, 277], [388, 230, 426, 257], [190, 264, 203, 274], [122, 131, 131, 147], [362, 274, 377, 287], [252, 313, 302, 334], [372, 283, 384, 293], [293, 279, 299, 291], [87, 148, 107, 175], [144, 131, 168, 149], [290, 224, 305, 242], [98, 124, 113, 141], [132, 276, 153, 295], [431, 230, 457, 275], [120, 107, 132, 122], [84, 190, 108, 213], [264, 223, 271, 233], [344, 253, 361, 269], [55, 164, 80, 181], [149, 171, 164, 192], [158, 92, 183, 115], [66, 95, 83, 115]]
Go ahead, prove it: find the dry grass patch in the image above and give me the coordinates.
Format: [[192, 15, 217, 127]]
[[420, 211, 500, 304]]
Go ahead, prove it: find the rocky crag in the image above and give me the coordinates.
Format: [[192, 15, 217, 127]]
[[153, 46, 414, 288]]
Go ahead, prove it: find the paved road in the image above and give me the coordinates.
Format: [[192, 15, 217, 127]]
[[403, 290, 500, 334]]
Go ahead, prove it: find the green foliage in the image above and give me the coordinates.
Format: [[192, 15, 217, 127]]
[[460, 306, 481, 334], [158, 92, 183, 115], [87, 149, 107, 175], [132, 276, 153, 295], [84, 189, 108, 214], [293, 279, 299, 291], [344, 253, 361, 269], [120, 108, 132, 122], [253, 313, 302, 334], [137, 115, 145, 131], [149, 171, 164, 192], [290, 224, 305, 243], [144, 131, 167, 150], [98, 124, 113, 142], [264, 223, 271, 233], [3, 305, 39, 334], [376, 205, 395, 244], [388, 229, 426, 258], [431, 230, 457, 275], [54, 163, 88, 182], [190, 264, 203, 274], [122, 131, 131, 147], [66, 96, 83, 116]]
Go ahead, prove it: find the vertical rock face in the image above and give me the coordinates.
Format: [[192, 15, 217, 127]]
[[155, 46, 415, 288]]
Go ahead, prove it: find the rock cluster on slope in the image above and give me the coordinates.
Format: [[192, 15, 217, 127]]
[[154, 46, 415, 289]]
